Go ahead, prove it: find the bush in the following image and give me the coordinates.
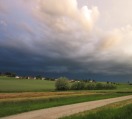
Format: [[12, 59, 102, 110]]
[[96, 83, 105, 90], [96, 83, 117, 90], [86, 83, 96, 90], [105, 84, 117, 89], [71, 82, 85, 90], [55, 77, 70, 90]]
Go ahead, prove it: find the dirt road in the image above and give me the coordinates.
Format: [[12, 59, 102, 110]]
[[2, 95, 132, 119]]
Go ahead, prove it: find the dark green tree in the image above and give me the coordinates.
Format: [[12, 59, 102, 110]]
[[55, 77, 70, 90]]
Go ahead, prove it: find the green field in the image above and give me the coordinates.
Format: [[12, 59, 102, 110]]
[[0, 76, 132, 92], [0, 76, 55, 92]]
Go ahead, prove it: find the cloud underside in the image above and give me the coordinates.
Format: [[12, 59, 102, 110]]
[[0, 0, 132, 76]]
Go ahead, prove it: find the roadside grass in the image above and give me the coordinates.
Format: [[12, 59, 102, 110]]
[[61, 99, 132, 119], [0, 76, 55, 92], [0, 93, 132, 117]]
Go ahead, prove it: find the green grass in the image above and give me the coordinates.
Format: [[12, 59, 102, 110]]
[[116, 83, 132, 91], [61, 100, 132, 119], [0, 76, 55, 92], [0, 93, 132, 117]]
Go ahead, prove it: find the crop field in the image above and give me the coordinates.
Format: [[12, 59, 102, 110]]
[[0, 91, 98, 102]]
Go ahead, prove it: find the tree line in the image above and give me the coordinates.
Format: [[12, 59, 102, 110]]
[[0, 72, 16, 77], [55, 77, 117, 91]]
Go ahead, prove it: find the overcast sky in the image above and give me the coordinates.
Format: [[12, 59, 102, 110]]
[[0, 0, 132, 82]]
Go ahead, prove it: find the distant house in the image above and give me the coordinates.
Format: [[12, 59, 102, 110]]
[[27, 76, 34, 80], [55, 79, 58, 81], [34, 77, 36, 80], [89, 80, 96, 83], [27, 76, 30, 79], [70, 80, 75, 82], [89, 80, 93, 83], [42, 77, 45, 80], [15, 76, 20, 79], [75, 81, 80, 83]]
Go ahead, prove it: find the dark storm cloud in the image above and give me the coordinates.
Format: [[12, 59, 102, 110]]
[[0, 0, 132, 82]]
